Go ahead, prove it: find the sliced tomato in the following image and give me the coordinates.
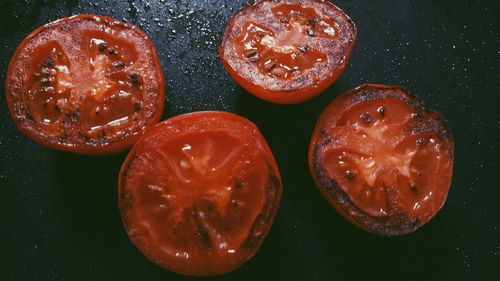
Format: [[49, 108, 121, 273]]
[[220, 0, 356, 104], [5, 14, 164, 154], [119, 111, 282, 276], [309, 84, 454, 235]]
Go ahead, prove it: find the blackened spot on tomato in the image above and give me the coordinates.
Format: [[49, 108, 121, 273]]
[[377, 106, 386, 117], [307, 29, 316, 36], [113, 61, 125, 68], [43, 102, 48, 108], [410, 185, 418, 192], [416, 138, 425, 145], [98, 42, 108, 52], [345, 170, 355, 180], [235, 182, 244, 189], [196, 226, 212, 249], [322, 136, 332, 145], [43, 56, 55, 68], [279, 17, 289, 23], [297, 45, 310, 52], [95, 109, 100, 115], [130, 73, 139, 85], [361, 113, 372, 124], [133, 103, 141, 111], [108, 48, 117, 55], [54, 105, 61, 112]]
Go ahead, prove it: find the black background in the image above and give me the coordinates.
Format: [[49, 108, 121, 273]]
[[0, 0, 498, 280]]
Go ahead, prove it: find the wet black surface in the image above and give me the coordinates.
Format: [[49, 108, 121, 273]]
[[0, 0, 499, 280]]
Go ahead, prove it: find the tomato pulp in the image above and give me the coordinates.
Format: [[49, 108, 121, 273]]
[[309, 84, 454, 235], [119, 111, 283, 276], [5, 14, 164, 154], [220, 0, 357, 104]]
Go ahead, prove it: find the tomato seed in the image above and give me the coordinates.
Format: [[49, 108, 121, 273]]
[[41, 67, 50, 76], [377, 106, 386, 117], [130, 73, 139, 85], [113, 61, 125, 68], [43, 56, 55, 68], [297, 45, 310, 52], [235, 182, 244, 189], [307, 17, 320, 26], [307, 29, 316, 36], [361, 113, 372, 124], [410, 185, 418, 191], [345, 170, 355, 180], [108, 49, 118, 55], [98, 42, 108, 52], [133, 103, 141, 111], [54, 105, 61, 112], [279, 17, 289, 23], [40, 77, 52, 85], [416, 138, 425, 145]]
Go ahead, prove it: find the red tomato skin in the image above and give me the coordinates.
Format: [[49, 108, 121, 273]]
[[118, 111, 282, 276], [220, 0, 357, 104], [5, 14, 165, 155], [309, 84, 454, 235]]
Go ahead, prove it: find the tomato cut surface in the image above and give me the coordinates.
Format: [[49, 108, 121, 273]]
[[220, 0, 356, 104], [309, 84, 454, 235], [119, 111, 282, 276], [5, 14, 164, 154]]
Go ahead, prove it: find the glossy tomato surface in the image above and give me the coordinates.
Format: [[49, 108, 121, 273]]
[[309, 84, 454, 235], [220, 0, 356, 104], [119, 111, 282, 276], [5, 14, 164, 154]]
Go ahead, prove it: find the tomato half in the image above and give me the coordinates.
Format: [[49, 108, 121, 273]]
[[5, 14, 164, 154], [220, 0, 356, 104], [119, 111, 282, 276], [309, 84, 454, 235]]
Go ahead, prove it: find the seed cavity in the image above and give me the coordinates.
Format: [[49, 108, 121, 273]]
[[98, 43, 108, 52], [361, 113, 372, 124], [306, 29, 316, 36], [345, 170, 355, 180], [377, 106, 386, 117]]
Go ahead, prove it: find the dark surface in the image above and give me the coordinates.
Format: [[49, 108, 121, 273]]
[[0, 0, 498, 280]]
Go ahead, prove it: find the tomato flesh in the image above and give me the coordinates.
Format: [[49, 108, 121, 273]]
[[220, 0, 357, 104], [119, 111, 282, 276], [6, 15, 164, 154], [309, 85, 454, 235]]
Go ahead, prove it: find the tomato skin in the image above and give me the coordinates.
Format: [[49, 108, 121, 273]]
[[5, 14, 164, 155], [309, 84, 454, 235], [220, 0, 357, 104], [118, 111, 282, 276]]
